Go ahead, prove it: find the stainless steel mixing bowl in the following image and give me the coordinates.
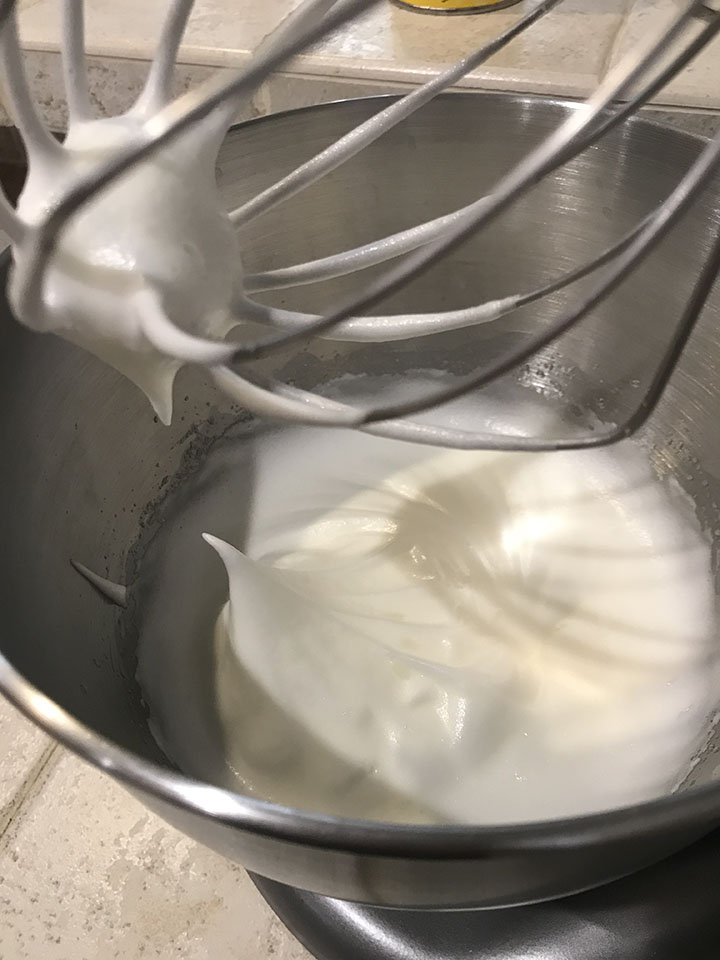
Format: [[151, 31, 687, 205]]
[[2, 94, 720, 910]]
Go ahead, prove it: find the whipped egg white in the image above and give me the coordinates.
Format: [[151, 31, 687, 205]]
[[170, 425, 720, 824]]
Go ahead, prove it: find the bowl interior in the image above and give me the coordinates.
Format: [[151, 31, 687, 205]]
[[2, 94, 720, 808]]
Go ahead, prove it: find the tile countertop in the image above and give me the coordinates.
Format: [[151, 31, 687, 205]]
[[3, 1, 720, 958], [3, 0, 720, 131], [0, 698, 312, 960]]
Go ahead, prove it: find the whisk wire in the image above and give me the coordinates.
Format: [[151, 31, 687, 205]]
[[619, 209, 720, 441], [244, 10, 720, 298], [227, 0, 711, 366], [238, 212, 652, 345], [363, 127, 720, 437], [0, 4, 63, 158], [229, 0, 565, 226], [9, 0, 381, 325], [134, 0, 195, 115], [61, 0, 92, 123]]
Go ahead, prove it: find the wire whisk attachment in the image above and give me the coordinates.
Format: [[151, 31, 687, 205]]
[[1, 0, 720, 449]]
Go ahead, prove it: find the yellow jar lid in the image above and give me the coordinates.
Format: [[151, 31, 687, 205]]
[[393, 0, 521, 12]]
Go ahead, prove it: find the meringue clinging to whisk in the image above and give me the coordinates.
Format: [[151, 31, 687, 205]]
[[2, 0, 720, 447]]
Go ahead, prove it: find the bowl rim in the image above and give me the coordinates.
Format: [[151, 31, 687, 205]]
[[1, 91, 719, 859]]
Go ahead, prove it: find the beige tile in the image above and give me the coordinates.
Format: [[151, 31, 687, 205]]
[[15, 0, 628, 98], [608, 0, 720, 110], [0, 696, 55, 835], [0, 752, 311, 960]]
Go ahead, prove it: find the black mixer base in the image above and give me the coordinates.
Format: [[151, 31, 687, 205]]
[[251, 829, 720, 959]]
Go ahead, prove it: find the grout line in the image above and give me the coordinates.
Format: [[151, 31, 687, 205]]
[[0, 743, 61, 851]]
